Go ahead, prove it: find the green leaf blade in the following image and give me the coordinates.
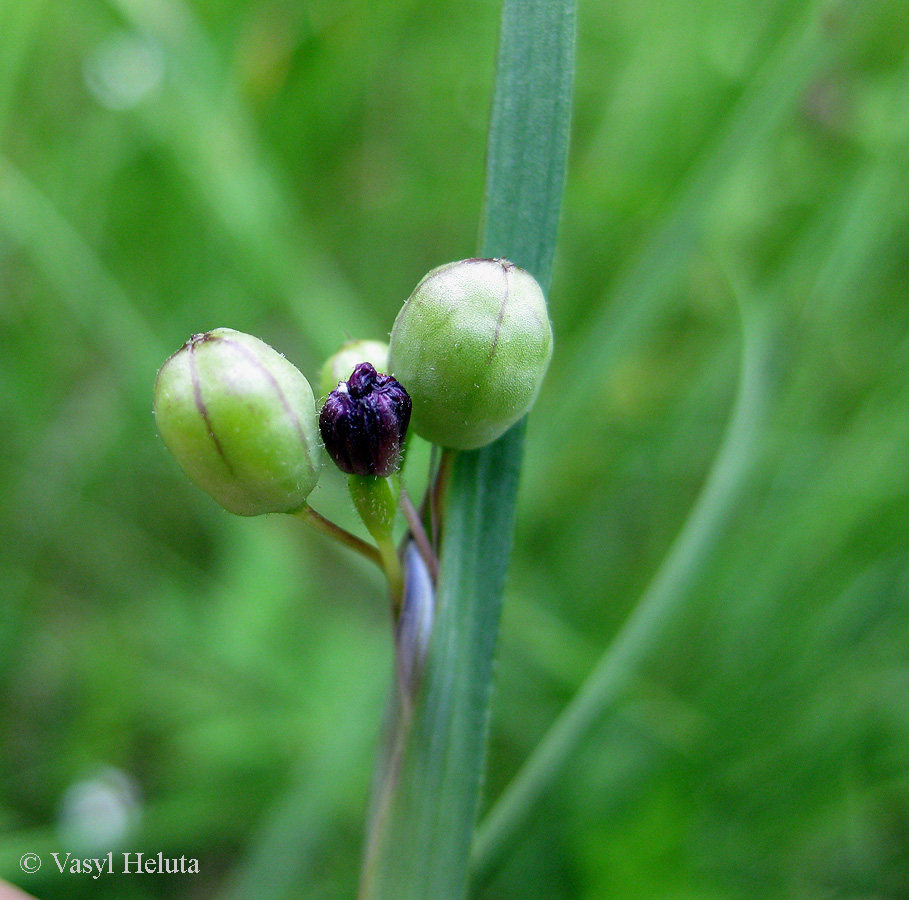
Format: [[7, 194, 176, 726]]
[[481, 0, 576, 289], [359, 1, 576, 897]]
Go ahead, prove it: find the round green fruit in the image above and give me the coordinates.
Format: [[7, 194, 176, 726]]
[[388, 258, 553, 450], [318, 338, 389, 400], [154, 328, 322, 516]]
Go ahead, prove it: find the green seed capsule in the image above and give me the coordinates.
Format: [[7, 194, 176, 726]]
[[388, 258, 553, 450], [318, 339, 389, 400], [154, 328, 322, 516]]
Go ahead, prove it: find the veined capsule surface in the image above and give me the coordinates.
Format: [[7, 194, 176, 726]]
[[388, 258, 552, 450], [154, 328, 322, 516]]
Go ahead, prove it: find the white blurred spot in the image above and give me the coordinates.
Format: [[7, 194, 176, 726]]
[[56, 766, 142, 853], [84, 32, 164, 111]]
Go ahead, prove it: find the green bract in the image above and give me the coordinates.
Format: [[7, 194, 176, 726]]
[[388, 258, 553, 450], [318, 338, 389, 400], [154, 328, 322, 516]]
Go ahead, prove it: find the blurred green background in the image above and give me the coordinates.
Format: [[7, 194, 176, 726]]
[[2, 0, 908, 897]]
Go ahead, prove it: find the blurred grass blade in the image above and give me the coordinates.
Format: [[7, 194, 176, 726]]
[[471, 301, 774, 883], [358, 1, 575, 898], [105, 0, 378, 356], [0, 155, 165, 379], [554, 1, 843, 418], [0, 0, 46, 139]]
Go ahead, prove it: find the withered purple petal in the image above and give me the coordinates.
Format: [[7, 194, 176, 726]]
[[320, 362, 412, 477]]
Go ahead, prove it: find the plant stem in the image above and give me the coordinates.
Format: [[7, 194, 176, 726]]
[[399, 487, 439, 583], [292, 504, 382, 569], [376, 535, 404, 620], [346, 474, 406, 616], [428, 448, 455, 551], [358, 693, 413, 900]]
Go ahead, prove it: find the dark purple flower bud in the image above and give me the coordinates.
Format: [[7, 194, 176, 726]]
[[319, 362, 412, 477]]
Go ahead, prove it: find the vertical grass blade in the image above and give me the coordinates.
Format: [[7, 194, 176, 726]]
[[358, 2, 575, 898], [480, 0, 576, 285]]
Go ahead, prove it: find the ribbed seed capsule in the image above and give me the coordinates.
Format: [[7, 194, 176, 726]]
[[388, 258, 553, 450], [318, 339, 389, 401], [319, 362, 412, 477], [153, 328, 322, 516]]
